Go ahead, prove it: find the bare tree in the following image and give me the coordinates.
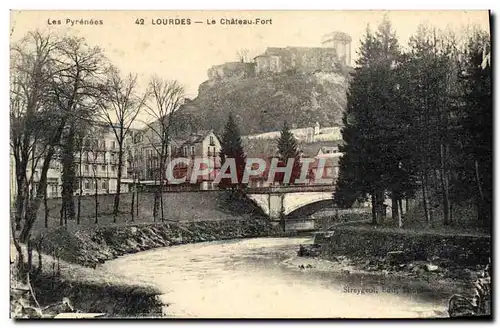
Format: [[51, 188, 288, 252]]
[[50, 36, 110, 228], [10, 31, 69, 252], [99, 68, 147, 223], [236, 48, 250, 63], [144, 76, 184, 222]]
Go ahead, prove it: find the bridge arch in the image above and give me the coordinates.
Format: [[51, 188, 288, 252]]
[[282, 192, 334, 216], [286, 199, 336, 219], [246, 189, 334, 220]]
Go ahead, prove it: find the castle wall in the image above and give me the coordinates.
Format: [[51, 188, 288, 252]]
[[256, 47, 338, 75], [208, 62, 255, 80]]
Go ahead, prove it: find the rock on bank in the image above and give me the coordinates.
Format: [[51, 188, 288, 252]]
[[37, 218, 279, 268]]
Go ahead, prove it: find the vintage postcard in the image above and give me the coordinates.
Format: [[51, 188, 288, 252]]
[[9, 10, 491, 319]]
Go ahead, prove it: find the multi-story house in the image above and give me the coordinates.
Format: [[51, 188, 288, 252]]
[[171, 130, 222, 190], [127, 125, 222, 190], [10, 123, 130, 199], [74, 124, 129, 196]]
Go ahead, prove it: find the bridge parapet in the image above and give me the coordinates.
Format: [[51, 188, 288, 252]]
[[246, 184, 334, 194]]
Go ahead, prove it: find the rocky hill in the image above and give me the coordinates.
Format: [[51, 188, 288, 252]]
[[176, 69, 350, 136]]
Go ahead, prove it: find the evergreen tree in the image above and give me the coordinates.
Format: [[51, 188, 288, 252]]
[[276, 121, 302, 184], [219, 112, 246, 188], [335, 17, 404, 225], [453, 31, 492, 225]]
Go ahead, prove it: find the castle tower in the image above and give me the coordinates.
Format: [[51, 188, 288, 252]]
[[321, 31, 352, 66]]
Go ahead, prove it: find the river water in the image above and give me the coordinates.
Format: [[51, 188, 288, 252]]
[[101, 237, 450, 318]]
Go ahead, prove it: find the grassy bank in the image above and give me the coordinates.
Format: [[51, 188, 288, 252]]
[[10, 243, 163, 318], [36, 218, 279, 267], [13, 216, 279, 318]]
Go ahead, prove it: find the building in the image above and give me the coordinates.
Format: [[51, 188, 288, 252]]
[[253, 31, 351, 75], [74, 124, 129, 196], [128, 125, 222, 191], [206, 31, 352, 82], [321, 31, 352, 66], [244, 122, 342, 144], [254, 46, 339, 75], [172, 130, 222, 190], [243, 123, 344, 187], [9, 123, 130, 200]]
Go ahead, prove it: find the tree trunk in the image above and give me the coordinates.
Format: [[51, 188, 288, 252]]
[[397, 199, 403, 228], [405, 197, 409, 213], [44, 187, 49, 228], [19, 156, 50, 243], [94, 177, 98, 224], [130, 180, 135, 221], [14, 171, 27, 231], [61, 127, 76, 225], [136, 180, 139, 217], [113, 145, 123, 222], [27, 238, 33, 274], [440, 144, 450, 225], [391, 192, 399, 225], [371, 193, 377, 225], [19, 122, 65, 242], [398, 198, 403, 216], [421, 173, 430, 225], [153, 189, 158, 222], [449, 200, 453, 224], [77, 150, 83, 225], [77, 194, 81, 225], [11, 215, 25, 277], [159, 160, 165, 222]]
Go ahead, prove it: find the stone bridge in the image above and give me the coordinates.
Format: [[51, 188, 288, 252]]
[[246, 185, 335, 224]]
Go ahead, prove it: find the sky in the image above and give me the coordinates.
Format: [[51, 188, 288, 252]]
[[10, 10, 490, 98]]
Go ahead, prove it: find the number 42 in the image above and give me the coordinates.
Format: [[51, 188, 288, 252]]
[[135, 18, 145, 25]]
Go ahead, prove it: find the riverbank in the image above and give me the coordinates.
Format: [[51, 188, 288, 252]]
[[13, 218, 280, 318], [303, 225, 491, 304], [36, 218, 280, 267], [101, 236, 452, 318], [10, 243, 163, 318]]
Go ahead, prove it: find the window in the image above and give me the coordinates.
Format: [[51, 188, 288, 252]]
[[93, 164, 97, 171], [183, 146, 188, 156], [208, 147, 211, 157], [102, 165, 106, 172], [84, 165, 89, 172], [102, 180, 108, 190], [111, 166, 116, 172], [111, 141, 115, 149], [209, 136, 215, 146], [84, 179, 90, 189], [191, 146, 195, 155]]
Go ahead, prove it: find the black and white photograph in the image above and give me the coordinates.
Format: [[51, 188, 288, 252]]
[[8, 9, 492, 319]]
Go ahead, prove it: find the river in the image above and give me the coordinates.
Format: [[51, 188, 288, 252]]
[[100, 237, 450, 318]]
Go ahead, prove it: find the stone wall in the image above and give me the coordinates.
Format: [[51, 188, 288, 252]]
[[314, 226, 491, 266], [208, 62, 255, 80], [38, 193, 132, 219], [37, 190, 265, 224]]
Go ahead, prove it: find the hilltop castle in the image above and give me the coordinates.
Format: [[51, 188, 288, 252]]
[[207, 31, 352, 80]]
